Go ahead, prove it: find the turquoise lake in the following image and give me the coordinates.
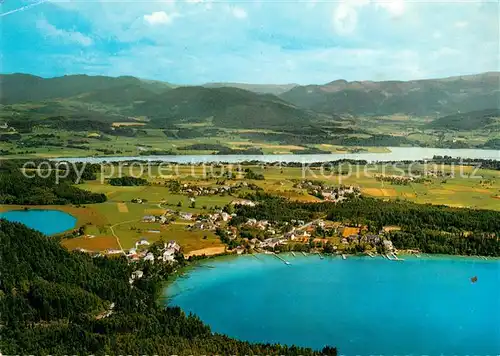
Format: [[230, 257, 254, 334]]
[[0, 209, 77, 235], [166, 254, 500, 355]]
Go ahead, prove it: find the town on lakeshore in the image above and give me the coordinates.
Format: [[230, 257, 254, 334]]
[[2, 158, 498, 268]]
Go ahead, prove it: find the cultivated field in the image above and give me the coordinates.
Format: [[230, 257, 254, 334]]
[[2, 163, 498, 253]]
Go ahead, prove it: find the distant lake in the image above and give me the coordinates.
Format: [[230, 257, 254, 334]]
[[0, 209, 77, 235], [166, 254, 500, 355], [55, 147, 499, 163]]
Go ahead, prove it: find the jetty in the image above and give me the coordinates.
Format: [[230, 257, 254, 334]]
[[342, 254, 347, 260], [273, 253, 291, 265], [390, 252, 404, 261]]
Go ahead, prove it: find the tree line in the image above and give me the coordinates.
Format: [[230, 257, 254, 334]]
[[0, 220, 337, 355], [0, 161, 106, 205]]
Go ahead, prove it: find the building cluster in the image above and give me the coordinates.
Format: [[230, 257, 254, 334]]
[[374, 174, 426, 185], [230, 217, 397, 255], [142, 214, 168, 223], [189, 211, 233, 230], [126, 239, 181, 264], [230, 199, 257, 207], [179, 181, 251, 196], [128, 240, 181, 284], [293, 180, 360, 202]]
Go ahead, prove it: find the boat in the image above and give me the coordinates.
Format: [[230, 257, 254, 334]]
[[342, 254, 347, 260], [291, 251, 296, 257], [301, 251, 307, 256], [367, 251, 375, 258]]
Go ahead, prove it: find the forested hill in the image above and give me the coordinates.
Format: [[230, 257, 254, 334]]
[[0, 161, 106, 205], [0, 220, 337, 355], [203, 82, 298, 95], [131, 86, 318, 128], [0, 73, 172, 104], [280, 72, 500, 116], [426, 109, 500, 131]]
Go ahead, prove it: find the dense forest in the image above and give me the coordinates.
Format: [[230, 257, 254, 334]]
[[109, 176, 149, 186], [431, 156, 500, 170], [231, 192, 336, 224], [0, 220, 337, 355], [326, 197, 500, 233], [0, 161, 106, 205], [179, 143, 264, 155]]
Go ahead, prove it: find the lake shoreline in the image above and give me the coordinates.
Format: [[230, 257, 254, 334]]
[[50, 147, 500, 163], [163, 251, 499, 298], [165, 252, 500, 354]]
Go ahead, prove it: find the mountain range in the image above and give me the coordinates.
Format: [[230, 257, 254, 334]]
[[1, 72, 499, 130], [280, 72, 500, 117]]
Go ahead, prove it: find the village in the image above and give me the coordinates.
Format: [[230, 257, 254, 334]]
[[108, 187, 411, 271], [63, 161, 494, 269]]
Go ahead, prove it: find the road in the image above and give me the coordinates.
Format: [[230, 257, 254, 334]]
[[109, 219, 138, 257]]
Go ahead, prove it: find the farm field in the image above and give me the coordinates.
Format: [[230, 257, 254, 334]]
[[1, 126, 402, 159], [2, 163, 498, 254]]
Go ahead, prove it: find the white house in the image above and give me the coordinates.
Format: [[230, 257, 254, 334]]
[[142, 215, 156, 223], [161, 250, 175, 263], [179, 212, 193, 220], [131, 270, 144, 280], [383, 240, 394, 251], [166, 241, 181, 251], [144, 252, 155, 263], [136, 238, 150, 246]]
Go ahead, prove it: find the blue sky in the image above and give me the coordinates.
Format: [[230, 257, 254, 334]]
[[1, 0, 498, 84]]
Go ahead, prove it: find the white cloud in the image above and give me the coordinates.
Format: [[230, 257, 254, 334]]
[[433, 47, 460, 58], [332, 4, 358, 35], [331, 0, 370, 35], [232, 7, 248, 19], [455, 21, 468, 28], [432, 31, 442, 39], [375, 0, 405, 17], [144, 11, 179, 25], [36, 17, 93, 46]]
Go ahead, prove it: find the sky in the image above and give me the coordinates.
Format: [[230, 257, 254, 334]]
[[1, 0, 499, 84]]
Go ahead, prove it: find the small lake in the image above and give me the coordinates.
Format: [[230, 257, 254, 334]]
[[0, 209, 77, 235], [54, 147, 499, 164], [166, 254, 500, 355]]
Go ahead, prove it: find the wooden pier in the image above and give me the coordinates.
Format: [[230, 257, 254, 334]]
[[273, 253, 291, 265]]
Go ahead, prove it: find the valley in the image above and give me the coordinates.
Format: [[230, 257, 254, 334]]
[[1, 72, 499, 159]]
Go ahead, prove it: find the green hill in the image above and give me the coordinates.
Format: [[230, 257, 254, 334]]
[[131, 86, 319, 129], [427, 109, 500, 131], [0, 73, 172, 104], [78, 83, 163, 105], [0, 219, 335, 355], [203, 82, 298, 95], [280, 72, 500, 116]]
